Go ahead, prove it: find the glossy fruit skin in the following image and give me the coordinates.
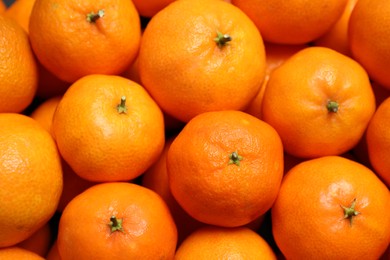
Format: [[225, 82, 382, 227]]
[[57, 182, 178, 260], [0, 15, 38, 113], [0, 113, 63, 248], [272, 156, 390, 259], [52, 74, 165, 182], [349, 0, 390, 90], [231, 0, 348, 44], [175, 226, 277, 259], [262, 46, 376, 159], [29, 0, 141, 83], [167, 110, 284, 227], [366, 97, 390, 187], [138, 0, 266, 122]]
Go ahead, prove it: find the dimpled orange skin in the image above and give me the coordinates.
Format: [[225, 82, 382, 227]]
[[349, 0, 390, 90], [366, 97, 390, 187], [167, 110, 284, 227], [272, 156, 390, 259], [52, 74, 165, 182], [29, 0, 141, 83], [0, 114, 63, 248], [262, 46, 376, 159], [141, 138, 206, 245], [138, 0, 266, 123], [57, 182, 178, 260], [0, 15, 38, 113]]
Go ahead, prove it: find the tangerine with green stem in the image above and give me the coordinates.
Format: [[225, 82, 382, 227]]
[[262, 46, 376, 159], [29, 0, 141, 83], [57, 182, 178, 259], [138, 0, 266, 122], [52, 74, 165, 182], [167, 110, 284, 227], [272, 156, 390, 259]]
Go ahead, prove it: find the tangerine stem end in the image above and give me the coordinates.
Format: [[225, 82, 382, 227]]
[[109, 216, 124, 233], [87, 9, 105, 23]]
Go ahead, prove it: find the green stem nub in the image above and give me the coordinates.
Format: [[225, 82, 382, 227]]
[[228, 151, 243, 166], [117, 96, 127, 114], [341, 198, 360, 226], [109, 216, 124, 233], [87, 9, 105, 23], [214, 31, 232, 48], [327, 100, 339, 113]]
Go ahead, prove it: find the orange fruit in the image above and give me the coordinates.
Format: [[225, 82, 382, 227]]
[[52, 74, 165, 182], [3, 0, 35, 33], [17, 223, 52, 257], [272, 156, 390, 259], [131, 0, 175, 18], [175, 225, 276, 259], [314, 0, 358, 56], [142, 137, 205, 245], [143, 136, 265, 244], [167, 110, 284, 227], [57, 182, 177, 259], [138, 0, 266, 122], [262, 46, 376, 159], [366, 97, 390, 187], [0, 246, 45, 260], [30, 96, 62, 134], [349, 0, 390, 90], [30, 95, 96, 210], [29, 0, 141, 83], [231, 0, 348, 44], [121, 55, 186, 135], [0, 15, 38, 113], [0, 113, 63, 247], [245, 42, 307, 119]]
